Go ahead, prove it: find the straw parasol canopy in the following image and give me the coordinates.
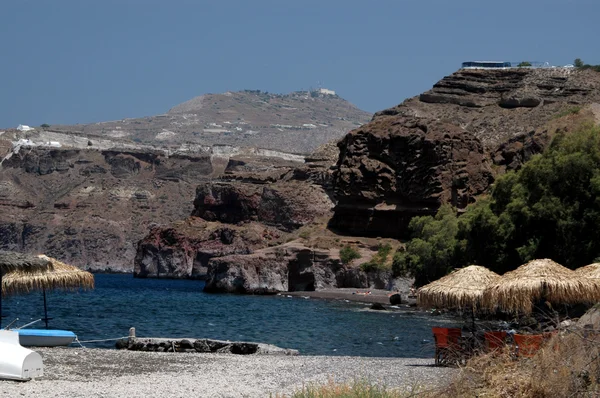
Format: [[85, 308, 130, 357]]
[[2, 254, 94, 296], [417, 265, 501, 311], [575, 263, 600, 279], [0, 251, 52, 274], [0, 251, 54, 328], [482, 258, 600, 315]]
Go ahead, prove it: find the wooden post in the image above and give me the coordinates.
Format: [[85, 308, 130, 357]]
[[129, 327, 136, 345]]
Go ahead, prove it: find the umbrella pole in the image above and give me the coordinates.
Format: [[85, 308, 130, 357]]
[[43, 288, 49, 329]]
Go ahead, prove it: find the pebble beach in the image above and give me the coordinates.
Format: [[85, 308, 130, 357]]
[[0, 347, 456, 397]]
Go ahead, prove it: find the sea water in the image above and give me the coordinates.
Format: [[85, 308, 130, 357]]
[[1, 274, 458, 357]]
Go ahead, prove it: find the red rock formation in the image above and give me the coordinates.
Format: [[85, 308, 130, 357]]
[[134, 217, 285, 279], [330, 117, 493, 237], [192, 181, 332, 232], [330, 68, 600, 238]]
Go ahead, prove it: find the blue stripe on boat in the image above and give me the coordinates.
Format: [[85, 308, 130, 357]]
[[17, 329, 76, 338]]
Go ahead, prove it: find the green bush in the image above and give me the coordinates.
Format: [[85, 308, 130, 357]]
[[573, 58, 600, 72], [360, 243, 393, 272], [40, 123, 50, 128], [298, 230, 310, 239], [340, 245, 361, 265], [391, 205, 459, 285], [518, 61, 532, 67], [553, 106, 581, 119]]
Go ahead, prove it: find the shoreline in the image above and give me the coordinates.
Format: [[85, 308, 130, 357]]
[[0, 347, 455, 397], [284, 288, 417, 307]]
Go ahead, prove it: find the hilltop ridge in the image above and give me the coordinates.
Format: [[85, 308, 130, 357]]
[[48, 89, 371, 154]]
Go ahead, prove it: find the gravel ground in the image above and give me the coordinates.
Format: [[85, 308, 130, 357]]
[[0, 348, 456, 397]]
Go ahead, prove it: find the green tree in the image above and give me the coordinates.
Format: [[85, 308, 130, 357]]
[[574, 58, 584, 68], [40, 123, 50, 128], [518, 61, 532, 67], [462, 125, 600, 272], [339, 245, 361, 265], [392, 204, 459, 285], [360, 243, 392, 272]]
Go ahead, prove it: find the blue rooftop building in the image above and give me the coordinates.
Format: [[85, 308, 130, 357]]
[[461, 61, 512, 69]]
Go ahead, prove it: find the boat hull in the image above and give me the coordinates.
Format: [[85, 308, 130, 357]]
[[16, 329, 76, 347], [0, 330, 44, 380]]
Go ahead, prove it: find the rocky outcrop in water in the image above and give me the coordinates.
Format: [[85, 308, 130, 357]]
[[204, 243, 339, 293], [203, 242, 395, 294]]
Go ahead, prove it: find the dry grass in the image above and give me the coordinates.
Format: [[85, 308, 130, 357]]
[[435, 331, 600, 397], [276, 378, 425, 398], [272, 332, 600, 398]]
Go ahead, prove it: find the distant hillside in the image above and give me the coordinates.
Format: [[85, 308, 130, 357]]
[[49, 90, 371, 154]]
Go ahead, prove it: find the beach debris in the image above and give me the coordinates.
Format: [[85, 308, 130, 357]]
[[388, 293, 402, 305]]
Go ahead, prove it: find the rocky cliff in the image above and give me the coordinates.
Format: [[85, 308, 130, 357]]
[[0, 146, 212, 270], [135, 67, 600, 294], [192, 181, 333, 232], [0, 90, 369, 271], [204, 243, 357, 294], [133, 153, 400, 293], [133, 153, 336, 283], [330, 68, 600, 238], [134, 217, 286, 279]]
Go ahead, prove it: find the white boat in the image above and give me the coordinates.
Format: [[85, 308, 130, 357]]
[[0, 330, 44, 381], [16, 328, 76, 347]]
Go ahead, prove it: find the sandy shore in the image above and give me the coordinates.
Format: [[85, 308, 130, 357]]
[[0, 347, 455, 397]]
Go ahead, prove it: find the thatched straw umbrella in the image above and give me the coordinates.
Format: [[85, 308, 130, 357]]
[[417, 265, 501, 312], [2, 255, 94, 328], [482, 258, 600, 315], [575, 263, 600, 279], [0, 251, 51, 274], [0, 251, 52, 328]]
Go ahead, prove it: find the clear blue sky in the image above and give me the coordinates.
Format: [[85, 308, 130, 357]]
[[1, 0, 598, 127]]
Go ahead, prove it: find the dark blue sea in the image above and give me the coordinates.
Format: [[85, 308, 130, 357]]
[[1, 274, 458, 358]]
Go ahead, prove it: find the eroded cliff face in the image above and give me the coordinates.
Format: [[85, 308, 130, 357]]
[[192, 181, 332, 232], [134, 154, 336, 285], [330, 118, 493, 236], [330, 68, 600, 238], [204, 243, 339, 293], [0, 147, 212, 271], [134, 217, 284, 279]]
